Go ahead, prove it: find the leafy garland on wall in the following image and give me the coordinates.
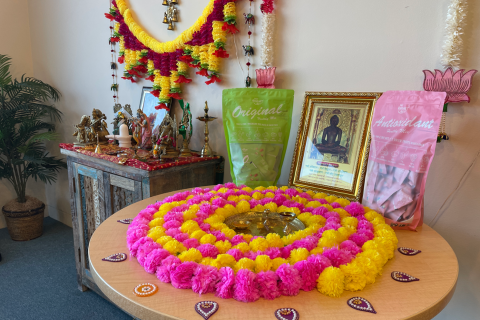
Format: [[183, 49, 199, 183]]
[[106, 0, 239, 111]]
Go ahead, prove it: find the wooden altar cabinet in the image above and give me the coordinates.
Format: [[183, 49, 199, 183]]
[[60, 148, 224, 295]]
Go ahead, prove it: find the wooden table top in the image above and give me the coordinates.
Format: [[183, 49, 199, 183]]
[[89, 188, 458, 320]]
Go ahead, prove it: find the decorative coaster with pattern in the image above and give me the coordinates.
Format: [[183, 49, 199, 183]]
[[347, 297, 377, 314], [118, 218, 133, 224], [391, 271, 420, 282], [102, 253, 127, 262], [133, 283, 158, 297], [398, 247, 421, 256], [275, 308, 299, 320], [195, 301, 218, 320]]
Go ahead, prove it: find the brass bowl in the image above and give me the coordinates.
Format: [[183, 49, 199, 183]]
[[225, 210, 305, 237], [279, 211, 296, 222]]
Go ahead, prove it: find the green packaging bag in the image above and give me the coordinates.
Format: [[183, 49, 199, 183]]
[[222, 88, 294, 188]]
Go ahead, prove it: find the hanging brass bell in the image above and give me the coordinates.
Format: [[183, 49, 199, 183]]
[[168, 21, 174, 30], [162, 0, 169, 6], [171, 0, 178, 4], [172, 12, 178, 22], [163, 12, 168, 24]]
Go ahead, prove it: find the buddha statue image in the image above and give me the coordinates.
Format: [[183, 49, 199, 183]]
[[315, 114, 347, 157]]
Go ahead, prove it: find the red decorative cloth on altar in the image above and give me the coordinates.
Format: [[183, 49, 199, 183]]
[[59, 143, 219, 171]]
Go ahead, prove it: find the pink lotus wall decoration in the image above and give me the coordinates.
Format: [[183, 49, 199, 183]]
[[256, 67, 276, 89], [423, 68, 477, 103], [422, 67, 477, 142]]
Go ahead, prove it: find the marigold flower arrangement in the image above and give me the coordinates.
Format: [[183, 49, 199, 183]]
[[127, 183, 398, 302], [106, 0, 238, 111]]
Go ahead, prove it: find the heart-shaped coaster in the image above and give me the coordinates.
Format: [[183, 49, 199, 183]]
[[102, 253, 127, 262], [347, 297, 377, 314], [117, 218, 133, 224], [133, 283, 158, 297], [274, 308, 299, 320], [398, 247, 421, 256], [195, 301, 219, 320], [391, 271, 419, 282]]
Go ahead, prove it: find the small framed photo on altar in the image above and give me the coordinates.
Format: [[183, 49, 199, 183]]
[[139, 86, 168, 137], [288, 92, 382, 201]]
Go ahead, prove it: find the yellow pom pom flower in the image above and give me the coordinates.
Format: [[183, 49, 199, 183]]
[[211, 254, 236, 269], [233, 242, 250, 253], [264, 202, 278, 212], [252, 192, 264, 200], [242, 234, 253, 243], [178, 248, 203, 262], [306, 215, 326, 227], [340, 261, 367, 291], [156, 236, 173, 246], [200, 234, 217, 245], [190, 230, 207, 240], [306, 201, 322, 208], [148, 218, 165, 228], [163, 239, 186, 255], [334, 198, 350, 207], [221, 227, 236, 239], [313, 192, 327, 199], [318, 230, 341, 248], [271, 258, 289, 271], [324, 195, 338, 203], [180, 220, 201, 235], [266, 233, 284, 248], [147, 226, 166, 241], [317, 266, 345, 297], [200, 257, 214, 266], [321, 204, 334, 212], [334, 208, 351, 219], [236, 200, 251, 213], [310, 247, 324, 255], [249, 237, 270, 252], [241, 186, 253, 193], [354, 255, 379, 284], [297, 212, 312, 224], [215, 240, 232, 254], [234, 258, 255, 273], [289, 248, 309, 265], [255, 255, 273, 273], [341, 217, 358, 229]]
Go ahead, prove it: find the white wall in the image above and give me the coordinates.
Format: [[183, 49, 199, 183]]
[[19, 0, 480, 318], [0, 0, 47, 229]]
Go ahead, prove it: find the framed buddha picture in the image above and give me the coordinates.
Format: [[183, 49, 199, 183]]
[[288, 92, 382, 201]]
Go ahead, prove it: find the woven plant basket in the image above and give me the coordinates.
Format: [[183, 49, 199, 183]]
[[2, 200, 45, 241]]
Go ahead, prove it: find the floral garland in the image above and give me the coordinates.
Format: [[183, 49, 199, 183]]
[[441, 0, 468, 69], [127, 183, 398, 301], [260, 0, 275, 67], [105, 0, 239, 111]]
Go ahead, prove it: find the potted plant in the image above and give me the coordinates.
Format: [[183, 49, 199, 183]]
[[0, 54, 66, 241]]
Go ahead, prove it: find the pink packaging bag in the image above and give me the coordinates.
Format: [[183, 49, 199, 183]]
[[362, 90, 446, 230]]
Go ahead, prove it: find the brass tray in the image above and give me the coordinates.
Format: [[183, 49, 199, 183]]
[[225, 209, 305, 237]]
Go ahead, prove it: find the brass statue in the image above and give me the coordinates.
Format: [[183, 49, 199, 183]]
[[132, 109, 153, 149], [178, 100, 193, 157], [73, 115, 94, 145], [156, 113, 178, 161], [90, 109, 110, 144]]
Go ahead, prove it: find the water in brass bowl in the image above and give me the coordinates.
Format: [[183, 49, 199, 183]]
[[225, 209, 305, 237]]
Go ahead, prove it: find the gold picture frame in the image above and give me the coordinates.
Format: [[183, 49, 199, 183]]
[[288, 92, 382, 201]]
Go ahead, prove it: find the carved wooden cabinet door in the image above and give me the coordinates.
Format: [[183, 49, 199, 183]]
[[72, 163, 106, 290], [104, 173, 143, 217]]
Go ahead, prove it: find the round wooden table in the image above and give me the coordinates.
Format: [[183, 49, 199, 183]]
[[89, 188, 458, 320]]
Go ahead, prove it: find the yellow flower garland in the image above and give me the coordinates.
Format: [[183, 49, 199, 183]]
[[117, 0, 215, 54]]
